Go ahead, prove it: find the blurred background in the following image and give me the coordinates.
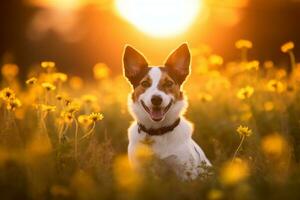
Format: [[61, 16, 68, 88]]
[[0, 0, 300, 79], [1, 2, 300, 199]]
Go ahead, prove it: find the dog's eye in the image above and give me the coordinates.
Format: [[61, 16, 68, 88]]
[[141, 81, 151, 88], [163, 80, 174, 87]]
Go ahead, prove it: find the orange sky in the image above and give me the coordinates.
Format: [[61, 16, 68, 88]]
[[0, 0, 300, 77]]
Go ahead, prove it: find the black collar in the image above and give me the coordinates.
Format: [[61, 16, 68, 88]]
[[137, 118, 180, 136]]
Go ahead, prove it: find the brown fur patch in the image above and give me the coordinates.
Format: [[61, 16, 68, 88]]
[[158, 70, 183, 101], [131, 74, 152, 102]]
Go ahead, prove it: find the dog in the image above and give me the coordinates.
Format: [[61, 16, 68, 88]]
[[123, 43, 211, 180]]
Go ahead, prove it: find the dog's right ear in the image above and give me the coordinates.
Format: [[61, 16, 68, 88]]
[[123, 45, 149, 87]]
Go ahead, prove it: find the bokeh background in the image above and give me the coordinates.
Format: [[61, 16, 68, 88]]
[[1, 0, 300, 78], [2, 1, 300, 199]]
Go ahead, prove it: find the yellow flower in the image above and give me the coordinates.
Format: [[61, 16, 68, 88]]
[[6, 98, 21, 111], [93, 63, 110, 80], [56, 94, 63, 101], [71, 171, 96, 194], [81, 94, 98, 104], [69, 76, 83, 90], [261, 133, 286, 157], [191, 44, 212, 56], [61, 111, 73, 124], [207, 189, 223, 200], [209, 54, 223, 66], [42, 82, 56, 91], [0, 88, 15, 101], [236, 125, 252, 137], [41, 61, 55, 69], [195, 61, 209, 75], [62, 96, 72, 106], [26, 77, 38, 85], [240, 112, 252, 122], [198, 92, 213, 103], [50, 185, 70, 197], [66, 102, 80, 113], [264, 101, 274, 112], [267, 80, 284, 93], [113, 154, 142, 191], [220, 158, 250, 185], [281, 41, 294, 53], [25, 135, 52, 156], [276, 69, 287, 79], [235, 39, 253, 49], [55, 93, 70, 103], [53, 73, 68, 82], [135, 144, 153, 164], [1, 64, 19, 78], [15, 108, 25, 120], [263, 60, 274, 69], [89, 112, 104, 122], [245, 60, 259, 71], [236, 86, 254, 100], [78, 115, 92, 126]]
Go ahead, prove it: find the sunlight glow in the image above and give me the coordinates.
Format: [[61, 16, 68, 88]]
[[27, 0, 82, 10], [115, 0, 201, 38]]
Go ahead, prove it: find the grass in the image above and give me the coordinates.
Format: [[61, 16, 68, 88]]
[[1, 40, 300, 200]]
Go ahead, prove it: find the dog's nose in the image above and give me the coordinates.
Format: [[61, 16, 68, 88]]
[[151, 95, 162, 106]]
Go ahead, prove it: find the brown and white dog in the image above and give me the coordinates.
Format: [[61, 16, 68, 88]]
[[123, 43, 211, 180]]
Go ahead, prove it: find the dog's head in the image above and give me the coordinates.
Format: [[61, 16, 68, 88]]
[[123, 43, 190, 126]]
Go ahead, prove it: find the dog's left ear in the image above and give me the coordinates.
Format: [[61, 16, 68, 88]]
[[164, 43, 191, 85]]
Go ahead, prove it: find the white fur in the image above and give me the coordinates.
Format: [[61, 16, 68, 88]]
[[128, 67, 211, 180]]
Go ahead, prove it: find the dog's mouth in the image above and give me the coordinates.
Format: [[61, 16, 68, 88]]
[[141, 100, 173, 122]]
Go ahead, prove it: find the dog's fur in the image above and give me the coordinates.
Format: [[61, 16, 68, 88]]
[[123, 43, 211, 180]]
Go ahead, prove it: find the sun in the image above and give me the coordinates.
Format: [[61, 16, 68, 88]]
[[115, 0, 201, 38]]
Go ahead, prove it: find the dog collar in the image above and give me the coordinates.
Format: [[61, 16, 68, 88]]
[[137, 118, 180, 136]]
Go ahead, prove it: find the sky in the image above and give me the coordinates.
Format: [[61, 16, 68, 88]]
[[0, 0, 300, 78]]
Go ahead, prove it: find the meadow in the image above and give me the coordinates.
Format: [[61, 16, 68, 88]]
[[1, 40, 300, 200]]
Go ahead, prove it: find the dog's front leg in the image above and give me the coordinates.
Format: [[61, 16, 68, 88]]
[[128, 142, 139, 168]]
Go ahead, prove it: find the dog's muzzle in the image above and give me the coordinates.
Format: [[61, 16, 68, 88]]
[[141, 99, 173, 121]]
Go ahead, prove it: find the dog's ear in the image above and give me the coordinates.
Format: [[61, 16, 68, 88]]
[[123, 45, 149, 87], [164, 43, 191, 85]]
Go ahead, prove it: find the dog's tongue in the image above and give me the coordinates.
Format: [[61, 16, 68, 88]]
[[150, 108, 164, 121]]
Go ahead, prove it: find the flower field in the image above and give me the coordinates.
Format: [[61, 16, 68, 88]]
[[1, 40, 300, 200]]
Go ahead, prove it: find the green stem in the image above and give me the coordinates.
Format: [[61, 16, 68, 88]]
[[58, 123, 65, 144], [241, 48, 248, 62], [232, 136, 245, 161], [45, 91, 48, 105], [58, 82, 62, 93], [288, 51, 296, 72], [74, 117, 79, 160], [41, 112, 48, 135], [79, 122, 95, 141]]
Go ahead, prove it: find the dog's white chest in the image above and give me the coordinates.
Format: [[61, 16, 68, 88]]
[[128, 118, 211, 180]]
